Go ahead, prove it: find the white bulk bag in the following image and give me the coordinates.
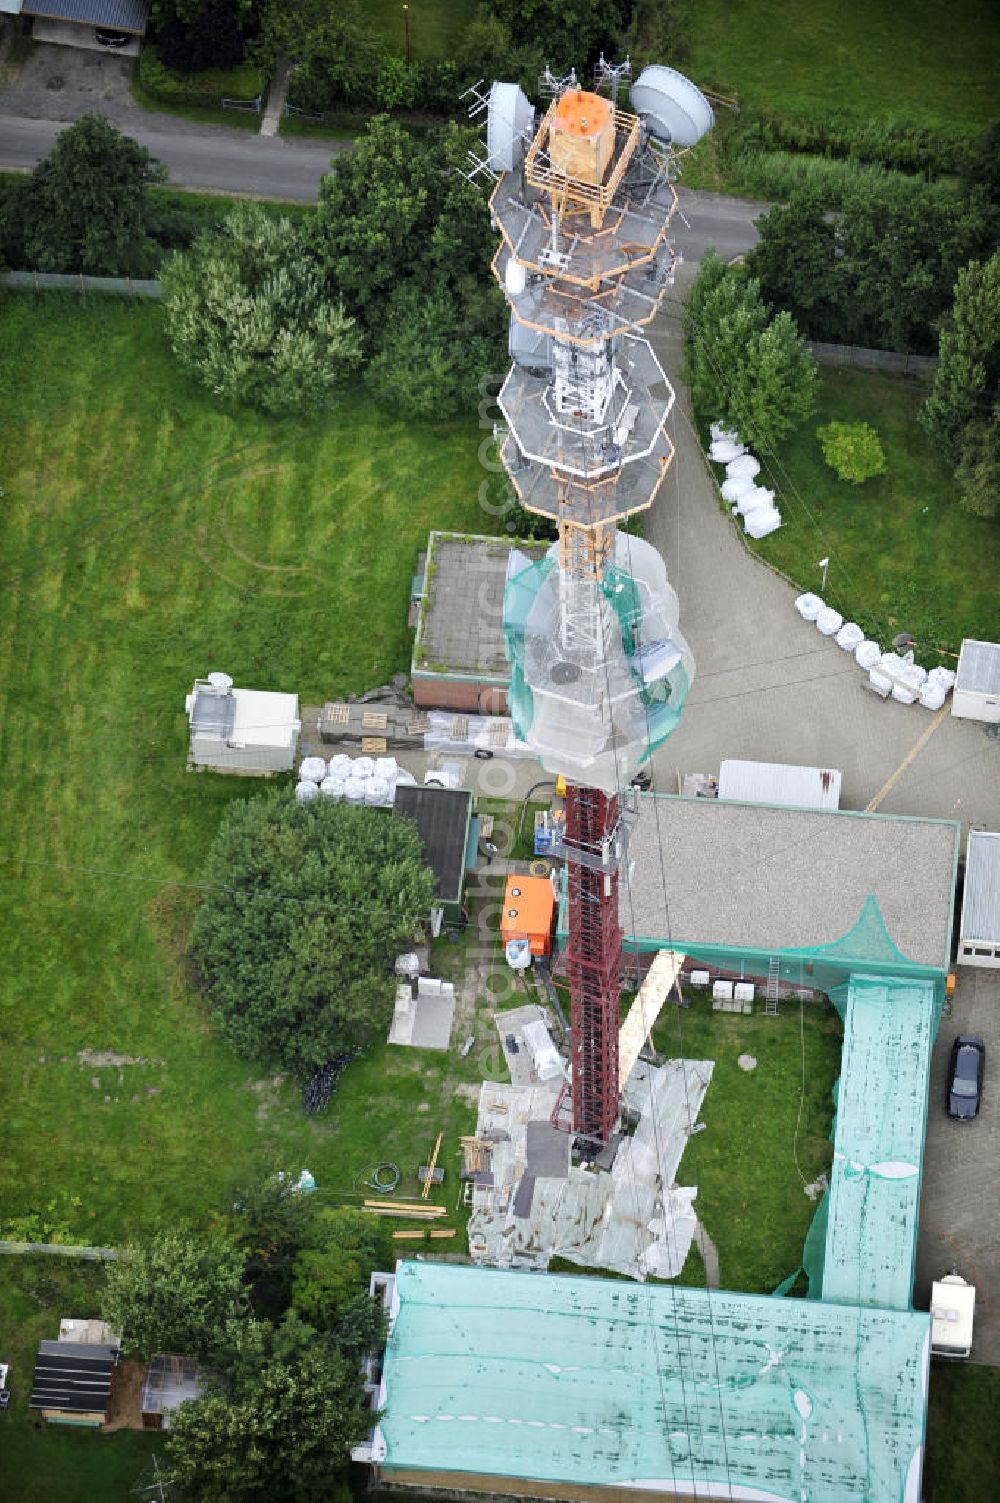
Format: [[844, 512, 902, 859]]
[[365, 777, 390, 806], [709, 438, 745, 464], [351, 756, 374, 779], [721, 474, 756, 502], [816, 607, 844, 636], [736, 485, 775, 517], [319, 776, 345, 799], [344, 777, 367, 804], [299, 756, 328, 784], [854, 639, 881, 671], [892, 682, 917, 705], [928, 666, 956, 691], [328, 753, 353, 776], [374, 757, 399, 782], [710, 421, 740, 444], [795, 592, 824, 621], [835, 622, 864, 653], [868, 669, 892, 698], [919, 680, 947, 710], [726, 453, 761, 480], [744, 507, 781, 539], [295, 780, 320, 803]]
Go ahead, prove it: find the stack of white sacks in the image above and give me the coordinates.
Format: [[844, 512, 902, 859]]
[[295, 754, 418, 806], [794, 593, 956, 710], [709, 422, 781, 539]]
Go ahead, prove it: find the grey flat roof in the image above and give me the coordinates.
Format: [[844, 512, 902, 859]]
[[961, 829, 1000, 944], [23, 0, 149, 29], [625, 795, 958, 971], [413, 532, 547, 680]]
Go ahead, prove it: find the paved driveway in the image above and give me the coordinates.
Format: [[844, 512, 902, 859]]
[[645, 263, 1000, 840], [915, 966, 1000, 1365]]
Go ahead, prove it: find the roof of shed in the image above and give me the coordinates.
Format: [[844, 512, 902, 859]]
[[961, 829, 1000, 944], [392, 784, 472, 905], [624, 795, 958, 972], [956, 638, 1000, 697], [22, 0, 149, 30], [29, 1340, 119, 1413], [378, 1261, 928, 1502]]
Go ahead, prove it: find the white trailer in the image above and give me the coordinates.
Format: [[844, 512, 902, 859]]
[[930, 1273, 976, 1358]]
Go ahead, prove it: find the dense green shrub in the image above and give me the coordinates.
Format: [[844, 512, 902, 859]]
[[138, 43, 264, 107], [816, 421, 887, 484], [734, 108, 973, 178]]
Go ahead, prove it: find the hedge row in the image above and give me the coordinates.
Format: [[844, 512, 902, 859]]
[[138, 46, 266, 109], [733, 108, 976, 178]]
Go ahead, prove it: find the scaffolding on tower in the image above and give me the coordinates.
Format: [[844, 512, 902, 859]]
[[466, 61, 714, 1147]]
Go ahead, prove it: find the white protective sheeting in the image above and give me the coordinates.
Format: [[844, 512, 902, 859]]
[[521, 1019, 563, 1081], [816, 607, 844, 636]]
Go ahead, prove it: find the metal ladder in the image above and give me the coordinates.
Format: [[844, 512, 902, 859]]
[[765, 956, 780, 1016]]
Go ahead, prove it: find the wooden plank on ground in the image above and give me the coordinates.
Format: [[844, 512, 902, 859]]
[[618, 949, 686, 1090], [421, 1132, 443, 1199]]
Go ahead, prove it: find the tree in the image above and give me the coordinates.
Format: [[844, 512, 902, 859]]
[[166, 1332, 366, 1501], [487, 0, 627, 66], [254, 0, 383, 112], [101, 1229, 245, 1361], [955, 407, 1000, 519], [18, 114, 166, 277], [161, 204, 361, 414], [683, 252, 817, 450], [292, 1209, 390, 1330], [157, 0, 247, 73], [816, 421, 887, 484], [746, 191, 841, 340], [230, 1170, 319, 1318], [189, 792, 434, 1075], [921, 251, 1000, 462]]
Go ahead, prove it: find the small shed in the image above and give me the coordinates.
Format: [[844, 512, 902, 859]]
[[185, 672, 301, 774], [718, 759, 841, 811], [958, 830, 1000, 968], [29, 1319, 120, 1427], [140, 1353, 203, 1430], [501, 875, 556, 958], [952, 639, 1000, 723], [392, 784, 474, 924]]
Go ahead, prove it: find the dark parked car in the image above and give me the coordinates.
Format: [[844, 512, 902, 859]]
[[95, 28, 130, 47], [946, 1034, 985, 1119]]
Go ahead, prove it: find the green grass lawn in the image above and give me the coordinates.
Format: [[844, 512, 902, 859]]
[[358, 0, 477, 60], [677, 0, 1000, 128], [748, 369, 1000, 657], [0, 293, 493, 1248], [924, 1363, 1000, 1501], [652, 990, 843, 1294]]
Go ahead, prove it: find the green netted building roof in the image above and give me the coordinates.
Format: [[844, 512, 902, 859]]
[[807, 975, 936, 1310], [378, 1261, 928, 1502]]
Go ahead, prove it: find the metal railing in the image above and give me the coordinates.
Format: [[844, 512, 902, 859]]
[[221, 91, 265, 113], [806, 340, 937, 378]]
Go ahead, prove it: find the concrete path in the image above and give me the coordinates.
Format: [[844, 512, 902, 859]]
[[645, 265, 1000, 840], [693, 1219, 721, 1287], [259, 60, 289, 139]]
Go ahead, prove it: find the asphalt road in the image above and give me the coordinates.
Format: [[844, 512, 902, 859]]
[[0, 111, 763, 256]]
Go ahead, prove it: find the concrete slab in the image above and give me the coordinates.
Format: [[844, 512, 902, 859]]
[[387, 979, 455, 1051]]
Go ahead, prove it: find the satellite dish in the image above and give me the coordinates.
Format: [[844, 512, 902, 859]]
[[630, 65, 714, 147], [487, 82, 535, 172]]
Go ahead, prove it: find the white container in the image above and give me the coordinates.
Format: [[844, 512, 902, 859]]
[[868, 669, 892, 698], [835, 622, 864, 653], [689, 969, 711, 987], [734, 982, 755, 1003], [726, 453, 760, 480], [295, 780, 320, 803], [855, 639, 881, 670], [745, 507, 781, 539], [709, 438, 745, 464], [795, 592, 824, 622], [713, 979, 734, 1002], [344, 776, 367, 804], [816, 607, 844, 637], [919, 681, 947, 710], [721, 474, 755, 502], [328, 753, 353, 777], [299, 756, 328, 784], [319, 776, 345, 800]]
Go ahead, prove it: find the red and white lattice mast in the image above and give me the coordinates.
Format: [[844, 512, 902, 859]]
[[467, 62, 713, 1145]]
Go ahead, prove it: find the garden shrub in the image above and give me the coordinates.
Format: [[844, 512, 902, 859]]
[[817, 421, 888, 484]]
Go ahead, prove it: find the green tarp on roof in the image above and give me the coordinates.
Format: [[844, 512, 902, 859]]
[[380, 1260, 928, 1502]]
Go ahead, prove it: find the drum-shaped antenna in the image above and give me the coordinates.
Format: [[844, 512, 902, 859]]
[[630, 64, 714, 147], [486, 82, 536, 172]]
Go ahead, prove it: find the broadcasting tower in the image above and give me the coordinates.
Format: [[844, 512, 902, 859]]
[[468, 63, 714, 1146]]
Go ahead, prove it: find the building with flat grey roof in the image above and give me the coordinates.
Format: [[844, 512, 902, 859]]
[[411, 532, 547, 713], [622, 795, 959, 993], [957, 828, 1000, 967]]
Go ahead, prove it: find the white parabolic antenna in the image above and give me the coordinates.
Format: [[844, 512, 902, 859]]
[[631, 64, 714, 147], [487, 82, 535, 172]]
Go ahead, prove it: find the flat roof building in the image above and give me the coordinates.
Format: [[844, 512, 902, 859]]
[[185, 673, 301, 776], [410, 532, 547, 714], [362, 1261, 928, 1503], [623, 795, 959, 995]]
